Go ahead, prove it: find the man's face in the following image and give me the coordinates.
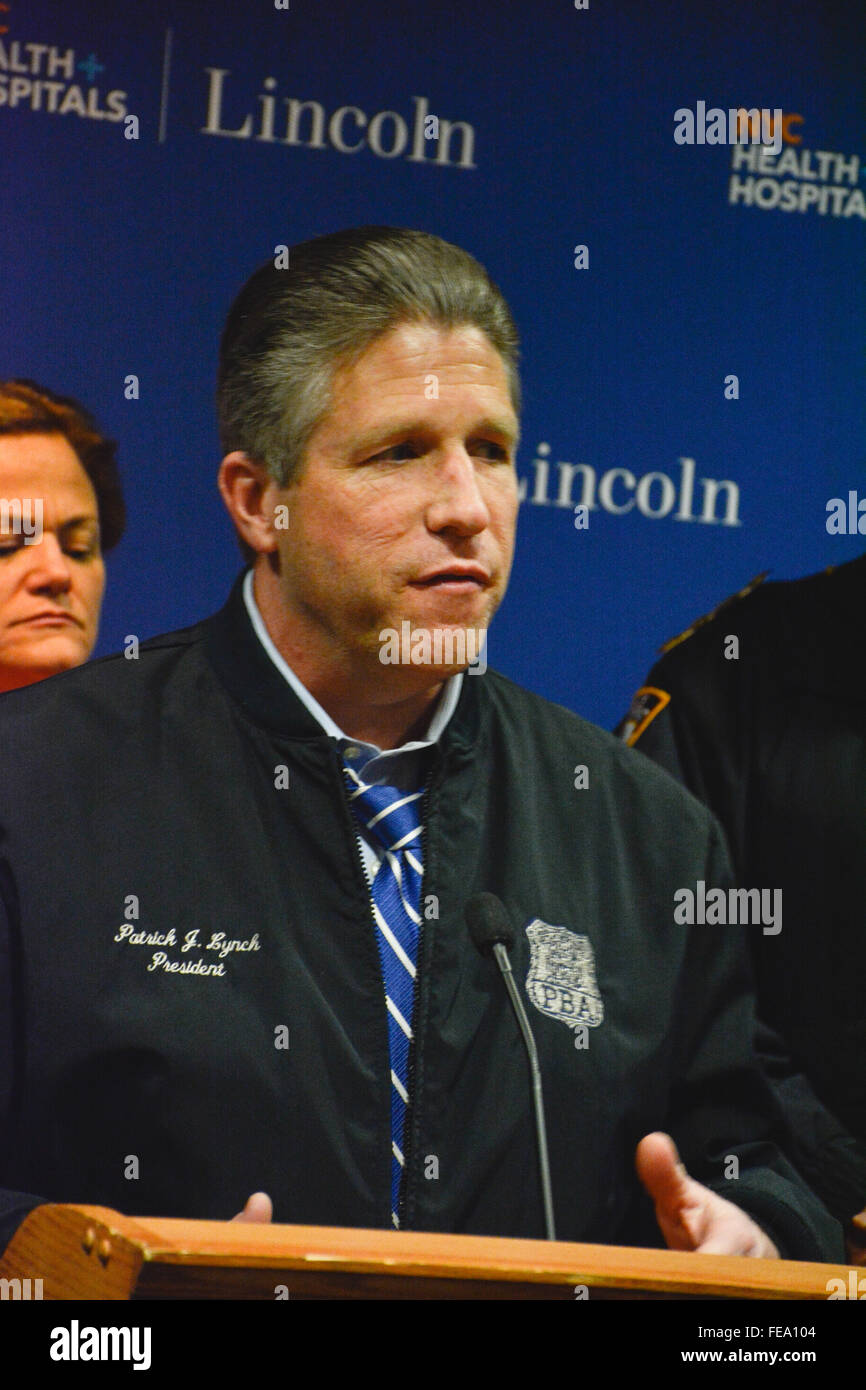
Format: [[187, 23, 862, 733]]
[[0, 433, 105, 692], [273, 321, 520, 680]]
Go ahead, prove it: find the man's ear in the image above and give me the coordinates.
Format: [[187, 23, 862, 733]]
[[218, 452, 284, 555]]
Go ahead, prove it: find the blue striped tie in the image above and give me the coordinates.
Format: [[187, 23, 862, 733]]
[[345, 765, 424, 1228]]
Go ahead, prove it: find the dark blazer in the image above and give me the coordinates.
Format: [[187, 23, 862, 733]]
[[0, 573, 843, 1259]]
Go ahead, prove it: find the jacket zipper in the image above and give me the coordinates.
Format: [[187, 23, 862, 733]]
[[340, 762, 396, 1227], [396, 760, 442, 1230]]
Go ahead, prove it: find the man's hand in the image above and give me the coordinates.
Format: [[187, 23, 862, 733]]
[[636, 1132, 779, 1257], [231, 1191, 273, 1223]]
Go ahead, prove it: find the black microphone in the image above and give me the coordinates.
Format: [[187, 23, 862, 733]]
[[465, 893, 557, 1241]]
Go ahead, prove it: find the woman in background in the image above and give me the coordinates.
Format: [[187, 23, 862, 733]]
[[0, 380, 124, 693]]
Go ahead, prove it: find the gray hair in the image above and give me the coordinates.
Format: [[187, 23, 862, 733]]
[[216, 226, 521, 488]]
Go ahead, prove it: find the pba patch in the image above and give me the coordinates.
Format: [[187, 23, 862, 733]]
[[525, 920, 604, 1032], [619, 685, 670, 746]]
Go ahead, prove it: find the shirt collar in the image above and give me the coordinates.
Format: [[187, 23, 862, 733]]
[[242, 568, 463, 754]]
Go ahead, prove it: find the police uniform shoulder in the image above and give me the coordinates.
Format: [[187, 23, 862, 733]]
[[659, 555, 866, 666], [617, 559, 865, 745], [657, 571, 771, 656], [616, 573, 771, 745], [657, 555, 866, 657], [786, 551, 866, 617]]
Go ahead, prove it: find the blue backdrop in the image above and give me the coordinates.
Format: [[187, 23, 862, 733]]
[[2, 0, 863, 728]]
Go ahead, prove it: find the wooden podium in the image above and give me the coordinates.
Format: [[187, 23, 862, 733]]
[[0, 1205, 853, 1299]]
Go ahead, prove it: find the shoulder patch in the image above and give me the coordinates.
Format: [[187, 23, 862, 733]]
[[659, 571, 770, 654], [618, 686, 670, 746]]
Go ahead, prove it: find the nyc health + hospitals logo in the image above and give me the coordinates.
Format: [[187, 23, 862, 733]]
[[725, 111, 865, 221], [0, 14, 131, 126]]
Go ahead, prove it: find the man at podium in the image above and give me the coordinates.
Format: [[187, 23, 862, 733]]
[[0, 229, 842, 1263]]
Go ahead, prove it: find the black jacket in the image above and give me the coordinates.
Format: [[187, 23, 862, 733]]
[[0, 574, 843, 1259], [617, 555, 866, 1223]]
